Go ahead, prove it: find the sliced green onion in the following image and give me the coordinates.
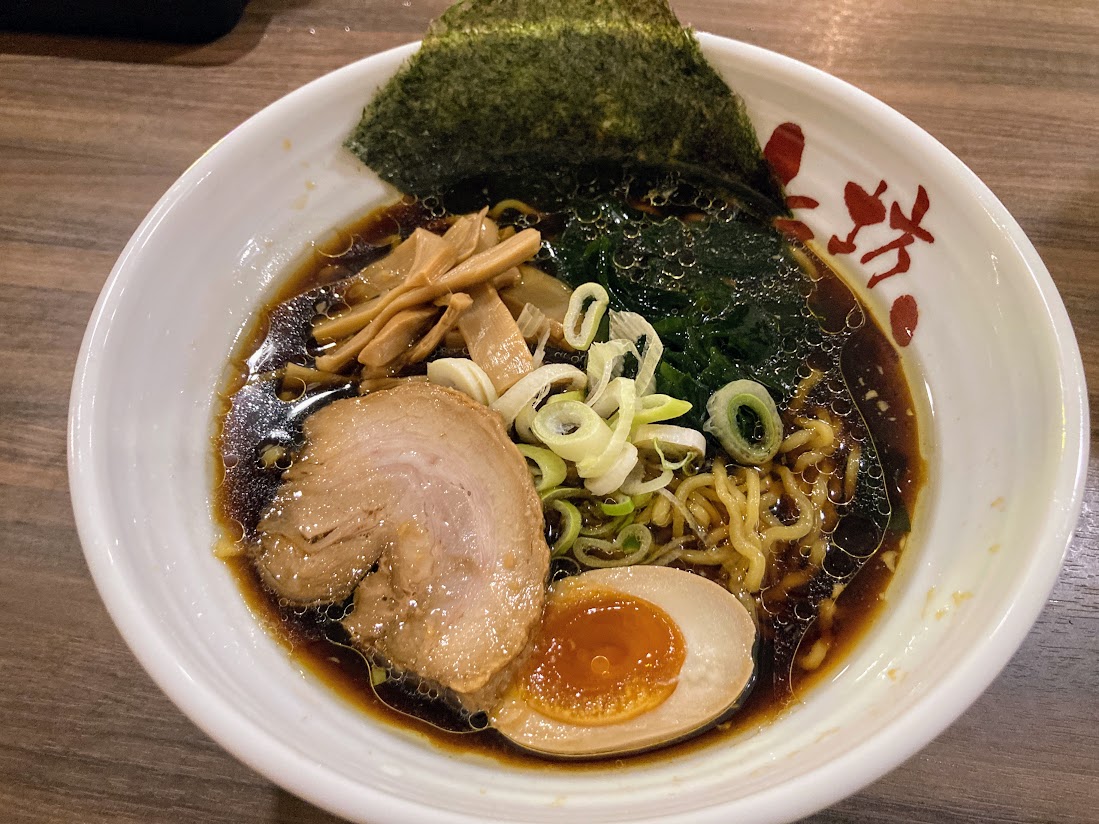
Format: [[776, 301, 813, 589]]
[[632, 394, 692, 427], [549, 499, 582, 555], [492, 363, 586, 427], [654, 440, 692, 471], [590, 373, 636, 418], [541, 486, 591, 503], [531, 400, 612, 462], [545, 389, 585, 405], [656, 487, 707, 543], [704, 379, 783, 465], [578, 378, 637, 479], [514, 401, 541, 444], [584, 339, 636, 409], [580, 512, 631, 537], [583, 442, 639, 496], [573, 524, 653, 568], [609, 311, 664, 396], [571, 536, 617, 565], [620, 464, 674, 496], [426, 358, 498, 405], [632, 423, 707, 464], [517, 444, 567, 492], [600, 495, 635, 517], [618, 523, 654, 554], [563, 282, 609, 350], [520, 388, 585, 442]]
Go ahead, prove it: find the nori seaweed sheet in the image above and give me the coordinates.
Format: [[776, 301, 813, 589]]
[[346, 0, 785, 215]]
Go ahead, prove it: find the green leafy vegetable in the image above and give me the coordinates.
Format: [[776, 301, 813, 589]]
[[549, 191, 821, 432], [346, 0, 784, 214]]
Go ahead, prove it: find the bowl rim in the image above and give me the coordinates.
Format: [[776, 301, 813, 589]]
[[68, 33, 1090, 824]]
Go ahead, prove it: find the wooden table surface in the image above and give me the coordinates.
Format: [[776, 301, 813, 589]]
[[2, 1, 1096, 822]]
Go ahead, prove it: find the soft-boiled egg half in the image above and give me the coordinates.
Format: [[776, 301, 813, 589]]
[[490, 565, 757, 758]]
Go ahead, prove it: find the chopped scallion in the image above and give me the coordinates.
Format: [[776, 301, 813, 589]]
[[704, 379, 782, 464], [517, 444, 567, 492]]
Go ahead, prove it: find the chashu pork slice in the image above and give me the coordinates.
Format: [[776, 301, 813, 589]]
[[254, 382, 549, 695]]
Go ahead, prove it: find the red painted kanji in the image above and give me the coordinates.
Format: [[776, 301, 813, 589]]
[[828, 183, 934, 288], [890, 294, 919, 347], [827, 180, 889, 255], [764, 122, 805, 186], [764, 125, 930, 347], [860, 185, 934, 287], [764, 122, 818, 241]]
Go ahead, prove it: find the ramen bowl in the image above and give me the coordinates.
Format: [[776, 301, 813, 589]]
[[68, 34, 1088, 824]]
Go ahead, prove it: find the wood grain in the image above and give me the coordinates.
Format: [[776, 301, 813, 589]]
[[1, 0, 1096, 821]]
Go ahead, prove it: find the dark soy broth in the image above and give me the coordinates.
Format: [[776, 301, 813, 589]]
[[212, 195, 925, 767]]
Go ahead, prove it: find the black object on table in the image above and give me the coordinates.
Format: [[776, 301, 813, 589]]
[[0, 0, 249, 43]]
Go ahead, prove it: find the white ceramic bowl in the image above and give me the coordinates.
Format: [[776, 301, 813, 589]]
[[68, 34, 1088, 824]]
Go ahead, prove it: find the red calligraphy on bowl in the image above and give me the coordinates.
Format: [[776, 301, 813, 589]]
[[763, 122, 932, 347]]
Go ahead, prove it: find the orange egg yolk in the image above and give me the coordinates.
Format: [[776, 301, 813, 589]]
[[517, 588, 686, 726]]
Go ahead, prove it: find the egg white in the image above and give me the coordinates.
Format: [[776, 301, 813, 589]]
[[490, 565, 757, 758]]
